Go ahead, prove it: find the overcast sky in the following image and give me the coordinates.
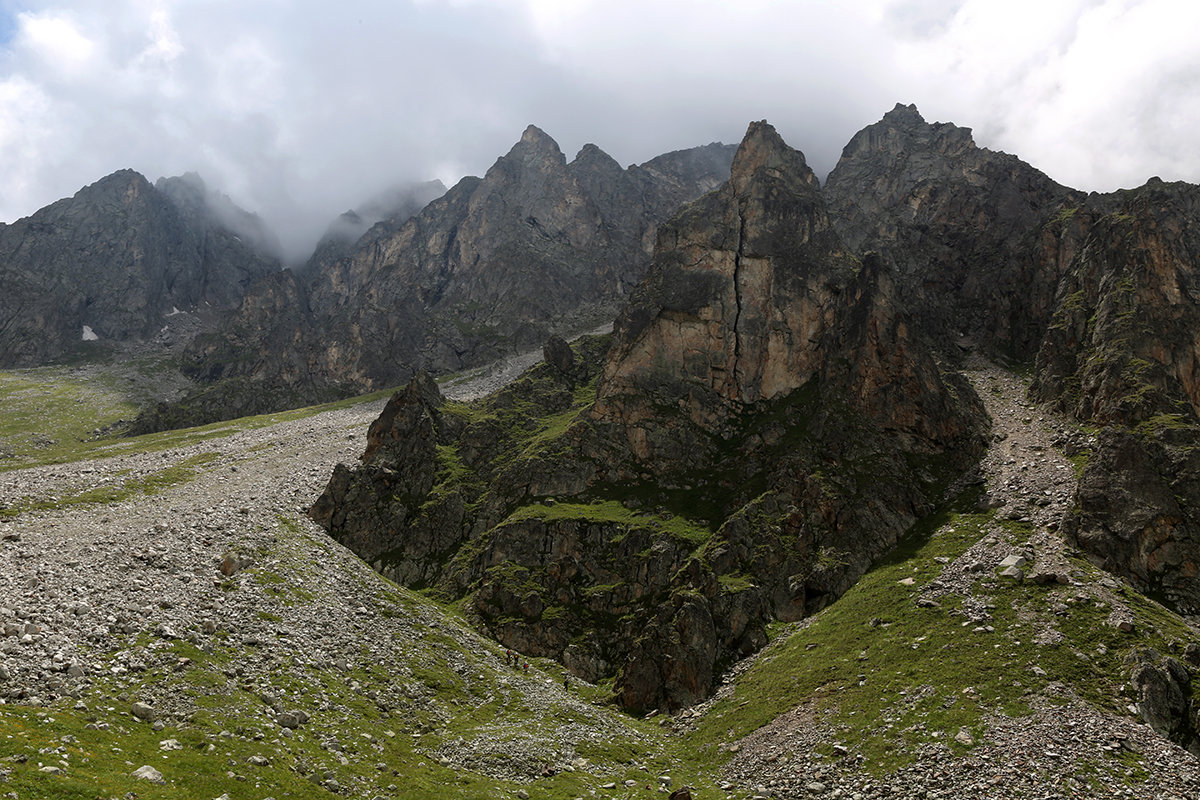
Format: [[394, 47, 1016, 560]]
[[1, 0, 1197, 264]]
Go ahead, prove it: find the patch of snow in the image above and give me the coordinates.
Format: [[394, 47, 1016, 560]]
[[81, 325, 99, 341], [166, 306, 183, 316]]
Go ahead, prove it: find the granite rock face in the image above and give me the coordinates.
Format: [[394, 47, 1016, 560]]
[[312, 121, 987, 712], [0, 170, 279, 367], [161, 129, 736, 428]]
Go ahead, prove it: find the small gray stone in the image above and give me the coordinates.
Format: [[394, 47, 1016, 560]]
[[278, 710, 307, 729], [998, 554, 1028, 570], [131, 765, 164, 783], [131, 701, 156, 722]]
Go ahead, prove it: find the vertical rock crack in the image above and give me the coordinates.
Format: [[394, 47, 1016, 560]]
[[731, 202, 747, 395]]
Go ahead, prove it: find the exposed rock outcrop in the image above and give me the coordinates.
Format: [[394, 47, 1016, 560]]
[[1032, 179, 1200, 612], [824, 103, 1083, 359], [0, 170, 279, 367], [312, 121, 987, 712], [825, 104, 1200, 616], [1129, 649, 1200, 756], [154, 131, 736, 430]]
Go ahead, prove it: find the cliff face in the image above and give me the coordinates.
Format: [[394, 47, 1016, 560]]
[[1032, 180, 1200, 612], [0, 170, 279, 367], [594, 121, 972, 453], [162, 129, 737, 427], [824, 103, 1084, 359], [823, 105, 1200, 613], [311, 121, 987, 712]]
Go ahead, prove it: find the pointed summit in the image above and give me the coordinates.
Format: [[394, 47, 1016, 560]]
[[520, 123, 555, 146], [881, 102, 926, 126], [492, 124, 566, 174], [730, 120, 818, 196]]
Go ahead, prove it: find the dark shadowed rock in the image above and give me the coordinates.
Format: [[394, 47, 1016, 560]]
[[1031, 180, 1200, 613], [0, 170, 279, 367], [1130, 649, 1200, 756], [824, 103, 1083, 359], [542, 336, 575, 378]]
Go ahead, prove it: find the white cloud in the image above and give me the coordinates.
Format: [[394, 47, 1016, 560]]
[[16, 9, 97, 75], [888, 0, 1200, 189]]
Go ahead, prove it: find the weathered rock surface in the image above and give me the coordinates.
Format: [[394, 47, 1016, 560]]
[[1129, 649, 1200, 756], [826, 104, 1200, 617], [156, 129, 735, 430], [824, 102, 1083, 359], [0, 169, 280, 368], [313, 121, 987, 712], [1030, 180, 1200, 613]]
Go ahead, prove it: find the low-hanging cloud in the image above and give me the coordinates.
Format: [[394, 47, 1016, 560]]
[[1, 0, 1196, 265]]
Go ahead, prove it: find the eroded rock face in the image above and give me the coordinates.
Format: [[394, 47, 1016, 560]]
[[826, 105, 1200, 617], [313, 121, 987, 712], [578, 121, 985, 709], [824, 103, 1083, 359], [0, 170, 279, 367], [1032, 180, 1200, 612], [163, 130, 736, 428], [1130, 649, 1200, 756]]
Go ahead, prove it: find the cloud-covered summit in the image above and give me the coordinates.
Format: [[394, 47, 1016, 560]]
[[1, 0, 1196, 264]]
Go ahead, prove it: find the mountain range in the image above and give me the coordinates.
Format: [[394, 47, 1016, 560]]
[[2, 103, 1200, 796]]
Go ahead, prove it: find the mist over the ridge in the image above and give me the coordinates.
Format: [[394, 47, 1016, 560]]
[[1, 0, 1197, 265]]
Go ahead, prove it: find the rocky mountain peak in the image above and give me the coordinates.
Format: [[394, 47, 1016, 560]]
[[596, 120, 848, 421], [506, 123, 566, 167], [520, 123, 553, 145], [881, 101, 926, 126], [824, 103, 1079, 358], [595, 119, 969, 450], [571, 142, 622, 172], [74, 168, 154, 209], [0, 168, 280, 367], [729, 120, 818, 195], [837, 101, 976, 164], [155, 171, 282, 260]]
